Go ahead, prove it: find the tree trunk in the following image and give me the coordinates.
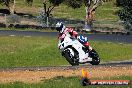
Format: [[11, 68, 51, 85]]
[[10, 0, 16, 14], [84, 6, 92, 30], [85, 6, 88, 25]]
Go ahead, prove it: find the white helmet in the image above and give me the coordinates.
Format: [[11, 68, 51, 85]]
[[55, 22, 66, 33]]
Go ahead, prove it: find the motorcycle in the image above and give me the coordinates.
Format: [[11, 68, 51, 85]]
[[58, 33, 100, 66]]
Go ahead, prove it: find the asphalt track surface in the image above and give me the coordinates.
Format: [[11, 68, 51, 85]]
[[0, 61, 132, 71], [0, 30, 132, 43], [0, 30, 131, 71]]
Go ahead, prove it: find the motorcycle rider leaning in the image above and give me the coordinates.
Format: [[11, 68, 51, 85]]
[[55, 22, 92, 51]]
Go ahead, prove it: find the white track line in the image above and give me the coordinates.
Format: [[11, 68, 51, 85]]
[[9, 35, 16, 36]]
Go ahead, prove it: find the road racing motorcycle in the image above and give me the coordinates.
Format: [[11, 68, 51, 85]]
[[58, 33, 100, 66]]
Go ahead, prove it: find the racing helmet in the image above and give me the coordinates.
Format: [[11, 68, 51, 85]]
[[77, 35, 88, 44], [55, 22, 66, 33]]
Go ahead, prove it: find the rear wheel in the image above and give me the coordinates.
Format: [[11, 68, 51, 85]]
[[63, 49, 79, 66], [89, 49, 100, 65]]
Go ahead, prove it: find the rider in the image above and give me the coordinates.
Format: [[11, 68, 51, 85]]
[[55, 22, 92, 51]]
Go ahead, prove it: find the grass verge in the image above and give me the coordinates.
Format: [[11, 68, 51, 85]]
[[0, 28, 57, 32], [0, 76, 131, 88], [0, 36, 131, 68]]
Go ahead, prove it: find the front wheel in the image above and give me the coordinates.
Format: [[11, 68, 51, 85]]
[[63, 49, 79, 66], [89, 49, 100, 65]]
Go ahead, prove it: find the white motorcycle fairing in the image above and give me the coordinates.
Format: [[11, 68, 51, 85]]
[[58, 35, 92, 63]]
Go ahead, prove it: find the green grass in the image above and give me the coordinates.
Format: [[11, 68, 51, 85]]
[[0, 76, 131, 88], [91, 41, 132, 62], [95, 1, 119, 21], [0, 36, 68, 68], [0, 28, 57, 32], [0, 36, 131, 68], [53, 2, 119, 21]]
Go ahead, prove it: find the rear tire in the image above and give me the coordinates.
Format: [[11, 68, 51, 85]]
[[89, 49, 100, 65], [63, 49, 79, 66]]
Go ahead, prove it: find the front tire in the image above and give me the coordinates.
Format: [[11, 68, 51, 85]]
[[63, 49, 79, 66], [89, 49, 100, 65]]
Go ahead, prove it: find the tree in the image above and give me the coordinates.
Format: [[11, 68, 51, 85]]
[[65, 0, 82, 9], [0, 0, 11, 8], [25, 0, 33, 6], [43, 0, 64, 17], [0, 0, 16, 14], [0, 0, 34, 14], [0, 0, 13, 11], [116, 0, 132, 31], [65, 0, 101, 30], [41, 0, 64, 27]]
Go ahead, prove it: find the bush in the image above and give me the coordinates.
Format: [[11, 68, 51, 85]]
[[116, 0, 132, 31]]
